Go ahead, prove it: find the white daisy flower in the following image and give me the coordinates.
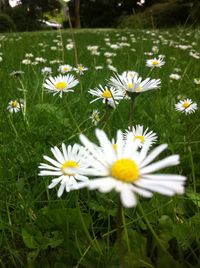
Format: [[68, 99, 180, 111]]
[[124, 125, 157, 148], [109, 72, 161, 96], [175, 98, 197, 115], [74, 64, 88, 75], [7, 99, 24, 113], [41, 67, 52, 75], [169, 74, 181, 80], [194, 78, 200, 85], [39, 143, 89, 197], [66, 43, 74, 50], [58, 64, 73, 74], [146, 56, 165, 68], [90, 109, 101, 126], [88, 85, 123, 108], [43, 74, 79, 97], [75, 129, 186, 208]]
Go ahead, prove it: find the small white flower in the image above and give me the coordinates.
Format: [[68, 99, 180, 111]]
[[74, 64, 88, 75], [41, 67, 52, 75], [146, 56, 165, 68], [175, 98, 197, 115], [22, 59, 31, 65], [66, 43, 74, 50], [88, 85, 123, 108], [7, 99, 24, 113], [194, 78, 200, 85], [39, 143, 89, 197], [90, 109, 101, 126], [124, 125, 157, 148], [169, 74, 181, 80], [43, 74, 79, 97], [74, 129, 186, 208], [58, 64, 73, 74]]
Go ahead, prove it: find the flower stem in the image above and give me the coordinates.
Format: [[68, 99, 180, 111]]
[[129, 93, 137, 126], [116, 197, 124, 268]]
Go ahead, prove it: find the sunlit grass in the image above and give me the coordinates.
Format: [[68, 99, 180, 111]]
[[0, 28, 200, 267]]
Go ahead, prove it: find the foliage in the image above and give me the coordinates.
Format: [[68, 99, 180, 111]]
[[117, 1, 196, 28], [0, 13, 16, 32]]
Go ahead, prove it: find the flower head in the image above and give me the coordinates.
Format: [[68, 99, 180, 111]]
[[175, 98, 197, 115], [74, 64, 88, 75], [43, 74, 79, 97], [146, 56, 165, 68], [41, 67, 52, 75], [75, 129, 186, 208], [124, 125, 157, 148], [109, 72, 161, 96], [58, 64, 73, 74], [7, 99, 24, 113], [88, 84, 123, 108], [39, 143, 89, 197], [90, 109, 101, 126]]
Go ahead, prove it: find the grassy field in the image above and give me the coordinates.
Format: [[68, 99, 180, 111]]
[[0, 27, 200, 267]]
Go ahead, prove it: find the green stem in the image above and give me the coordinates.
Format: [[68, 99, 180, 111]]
[[129, 93, 137, 126], [116, 197, 124, 268]]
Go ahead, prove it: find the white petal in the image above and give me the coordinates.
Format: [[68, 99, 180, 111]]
[[43, 155, 61, 168], [140, 155, 180, 174], [120, 185, 137, 207], [140, 144, 168, 168]]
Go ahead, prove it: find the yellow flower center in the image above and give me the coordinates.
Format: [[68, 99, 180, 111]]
[[152, 60, 159, 65], [11, 101, 18, 108], [182, 101, 190, 108], [134, 135, 145, 143], [110, 158, 139, 183], [61, 160, 79, 175], [136, 86, 142, 91], [127, 83, 133, 89], [63, 67, 69, 71], [78, 66, 83, 71], [55, 82, 67, 90], [102, 89, 112, 98]]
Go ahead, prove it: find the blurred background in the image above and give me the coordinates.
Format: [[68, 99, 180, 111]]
[[0, 0, 200, 32]]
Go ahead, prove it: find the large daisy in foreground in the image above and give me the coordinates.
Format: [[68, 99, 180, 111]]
[[43, 74, 79, 97], [39, 143, 89, 197], [75, 129, 186, 208]]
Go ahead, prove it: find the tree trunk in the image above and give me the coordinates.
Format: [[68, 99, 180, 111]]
[[74, 0, 81, 28]]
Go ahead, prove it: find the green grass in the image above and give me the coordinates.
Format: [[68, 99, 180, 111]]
[[0, 28, 200, 267]]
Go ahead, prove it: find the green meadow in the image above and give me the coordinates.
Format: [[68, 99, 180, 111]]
[[0, 28, 200, 267]]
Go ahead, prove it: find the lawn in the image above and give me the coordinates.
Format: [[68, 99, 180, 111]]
[[0, 27, 200, 267]]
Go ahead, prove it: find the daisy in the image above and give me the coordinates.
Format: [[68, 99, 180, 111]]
[[146, 56, 165, 68], [43, 74, 79, 97], [38, 143, 89, 197], [58, 64, 73, 74], [74, 64, 88, 75], [88, 84, 123, 108], [194, 78, 200, 85], [75, 129, 186, 208], [175, 98, 197, 115], [7, 99, 24, 113], [41, 67, 52, 75], [124, 125, 157, 148], [169, 74, 181, 80], [90, 109, 101, 126], [109, 72, 161, 96]]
